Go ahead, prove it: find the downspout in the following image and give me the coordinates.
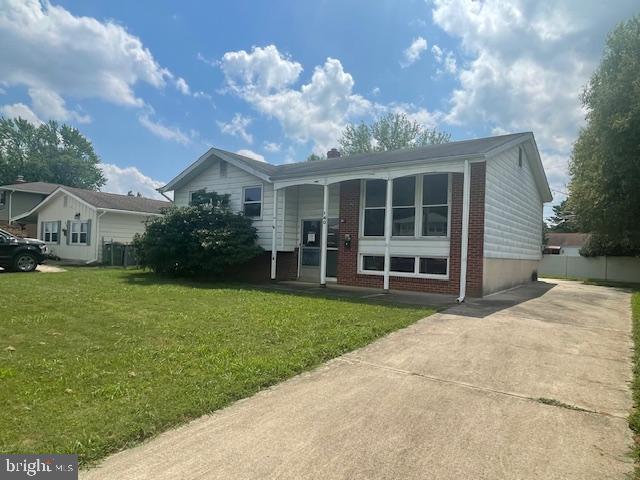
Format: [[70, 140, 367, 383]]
[[7, 190, 13, 225], [457, 159, 471, 303], [91, 210, 107, 264]]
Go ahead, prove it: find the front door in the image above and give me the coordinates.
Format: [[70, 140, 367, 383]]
[[299, 218, 339, 282]]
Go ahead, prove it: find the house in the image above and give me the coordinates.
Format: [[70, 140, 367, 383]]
[[544, 232, 590, 256], [160, 132, 552, 298], [0, 180, 62, 237], [12, 186, 170, 263]]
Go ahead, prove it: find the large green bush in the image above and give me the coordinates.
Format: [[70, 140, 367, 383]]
[[134, 195, 263, 276]]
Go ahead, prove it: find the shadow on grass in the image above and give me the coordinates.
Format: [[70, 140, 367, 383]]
[[120, 269, 441, 311]]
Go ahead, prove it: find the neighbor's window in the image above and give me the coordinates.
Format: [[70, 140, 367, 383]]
[[189, 189, 208, 206], [243, 185, 262, 218], [43, 221, 59, 243], [70, 221, 88, 245], [419, 257, 448, 275], [0, 191, 6, 207], [422, 174, 449, 237], [362, 255, 384, 271], [392, 176, 416, 236], [363, 179, 386, 236]]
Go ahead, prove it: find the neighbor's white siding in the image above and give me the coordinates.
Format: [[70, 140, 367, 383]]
[[173, 160, 295, 251], [484, 146, 543, 260], [97, 212, 154, 262], [37, 193, 97, 262]]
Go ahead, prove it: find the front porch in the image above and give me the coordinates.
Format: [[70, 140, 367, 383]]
[[268, 158, 485, 300]]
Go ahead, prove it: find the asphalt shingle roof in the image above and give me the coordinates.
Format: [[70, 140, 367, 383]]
[[0, 181, 62, 194], [63, 187, 170, 214]]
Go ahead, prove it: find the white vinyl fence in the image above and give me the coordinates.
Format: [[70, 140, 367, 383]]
[[539, 255, 640, 283]]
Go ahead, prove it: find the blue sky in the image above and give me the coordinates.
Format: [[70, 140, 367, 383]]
[[0, 0, 638, 218]]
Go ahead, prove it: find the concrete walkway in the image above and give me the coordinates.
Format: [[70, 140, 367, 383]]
[[82, 279, 634, 480]]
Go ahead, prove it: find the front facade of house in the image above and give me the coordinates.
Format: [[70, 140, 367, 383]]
[[161, 133, 552, 298], [14, 187, 169, 263]]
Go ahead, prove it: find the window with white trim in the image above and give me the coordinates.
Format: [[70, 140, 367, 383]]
[[70, 221, 88, 245], [360, 254, 448, 278], [363, 179, 386, 236], [43, 221, 59, 243], [422, 174, 449, 237], [392, 177, 415, 236], [243, 185, 262, 218]]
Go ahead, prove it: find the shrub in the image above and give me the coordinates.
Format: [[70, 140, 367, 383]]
[[133, 195, 263, 276], [580, 233, 640, 257]]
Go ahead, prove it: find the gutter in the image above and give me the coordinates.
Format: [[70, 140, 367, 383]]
[[457, 159, 471, 303]]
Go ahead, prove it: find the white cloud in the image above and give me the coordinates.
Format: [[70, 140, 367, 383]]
[[0, 0, 184, 120], [0, 102, 43, 124], [263, 141, 281, 152], [138, 114, 191, 145], [175, 77, 190, 95], [236, 149, 265, 162], [371, 87, 381, 96], [431, 44, 456, 75], [100, 163, 168, 200], [217, 113, 253, 144], [401, 37, 428, 67], [220, 45, 303, 94], [431, 44, 443, 63], [28, 87, 90, 123], [220, 45, 373, 153]]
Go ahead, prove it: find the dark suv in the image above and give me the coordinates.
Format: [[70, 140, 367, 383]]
[[0, 228, 47, 272]]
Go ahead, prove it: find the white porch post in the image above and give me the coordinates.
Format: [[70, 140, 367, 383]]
[[270, 187, 278, 280], [383, 178, 393, 291], [458, 160, 471, 302], [320, 184, 329, 286]]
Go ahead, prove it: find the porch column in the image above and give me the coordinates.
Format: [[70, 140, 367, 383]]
[[458, 160, 471, 301], [320, 184, 329, 286], [270, 188, 278, 280], [383, 178, 393, 291]]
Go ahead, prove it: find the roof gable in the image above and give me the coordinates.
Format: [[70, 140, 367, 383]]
[[0, 181, 63, 195]]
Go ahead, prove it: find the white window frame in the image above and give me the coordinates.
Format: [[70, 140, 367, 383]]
[[359, 174, 451, 239], [391, 176, 417, 238], [358, 253, 449, 280], [43, 221, 59, 243], [242, 184, 263, 220], [70, 220, 88, 245]]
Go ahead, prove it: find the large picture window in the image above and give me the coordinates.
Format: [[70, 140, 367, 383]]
[[422, 174, 449, 237], [363, 179, 386, 236], [392, 176, 415, 236], [243, 185, 262, 218]]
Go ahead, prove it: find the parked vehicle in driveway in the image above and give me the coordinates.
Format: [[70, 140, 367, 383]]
[[0, 228, 47, 272]]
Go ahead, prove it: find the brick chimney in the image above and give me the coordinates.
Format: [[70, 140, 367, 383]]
[[15, 175, 25, 183], [327, 148, 341, 158]]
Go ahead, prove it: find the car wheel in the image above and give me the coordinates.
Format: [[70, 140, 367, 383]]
[[13, 253, 38, 272]]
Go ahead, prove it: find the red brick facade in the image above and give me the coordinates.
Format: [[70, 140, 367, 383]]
[[336, 164, 486, 297]]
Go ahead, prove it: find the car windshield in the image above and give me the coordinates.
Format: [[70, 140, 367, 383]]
[[0, 228, 17, 239]]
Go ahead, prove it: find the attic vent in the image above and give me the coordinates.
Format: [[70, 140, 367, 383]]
[[63, 195, 68, 207], [518, 147, 523, 168], [220, 161, 227, 178]]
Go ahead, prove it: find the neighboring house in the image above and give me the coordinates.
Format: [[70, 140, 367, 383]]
[[13, 186, 170, 263], [0, 180, 62, 237], [160, 132, 552, 298], [544, 233, 590, 256]]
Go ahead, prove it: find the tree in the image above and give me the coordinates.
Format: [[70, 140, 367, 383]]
[[133, 196, 263, 276], [338, 113, 451, 156], [547, 199, 578, 232], [568, 15, 640, 254], [0, 117, 105, 189], [306, 153, 325, 162]]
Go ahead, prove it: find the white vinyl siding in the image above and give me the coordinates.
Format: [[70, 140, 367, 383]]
[[97, 212, 153, 262], [484, 146, 543, 260], [173, 159, 294, 251], [296, 184, 340, 245]]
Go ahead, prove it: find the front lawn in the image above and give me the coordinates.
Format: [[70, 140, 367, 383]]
[[0, 268, 433, 466]]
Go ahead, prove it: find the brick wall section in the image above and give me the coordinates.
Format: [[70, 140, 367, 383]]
[[466, 163, 486, 297], [337, 165, 486, 297]]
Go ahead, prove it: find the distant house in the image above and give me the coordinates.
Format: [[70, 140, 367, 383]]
[[12, 186, 170, 263], [544, 233, 590, 256], [0, 180, 62, 237], [159, 132, 552, 298]]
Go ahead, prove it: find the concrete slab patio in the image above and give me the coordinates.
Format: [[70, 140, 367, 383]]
[[82, 279, 634, 480]]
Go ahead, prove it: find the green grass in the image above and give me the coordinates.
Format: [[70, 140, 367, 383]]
[[0, 268, 434, 466]]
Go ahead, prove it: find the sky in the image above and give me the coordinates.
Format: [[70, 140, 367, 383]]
[[0, 0, 638, 218]]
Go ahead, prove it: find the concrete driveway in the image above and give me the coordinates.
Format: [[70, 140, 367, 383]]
[[82, 279, 634, 480]]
